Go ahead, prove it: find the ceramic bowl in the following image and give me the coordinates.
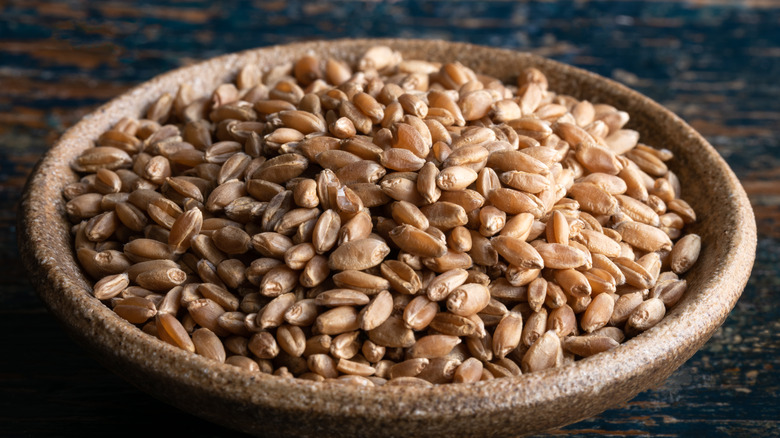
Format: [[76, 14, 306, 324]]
[[19, 38, 756, 437]]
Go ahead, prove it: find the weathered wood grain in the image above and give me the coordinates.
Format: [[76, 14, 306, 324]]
[[1, 1, 778, 436]]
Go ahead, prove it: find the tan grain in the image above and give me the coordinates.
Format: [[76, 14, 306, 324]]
[[563, 334, 619, 358], [328, 238, 391, 271], [113, 296, 157, 324], [389, 225, 447, 258], [156, 312, 195, 353], [135, 267, 187, 291], [402, 295, 438, 331], [367, 316, 416, 348], [670, 233, 701, 274], [626, 297, 666, 334], [248, 331, 280, 360], [68, 46, 700, 383], [408, 335, 461, 359], [192, 328, 226, 363], [492, 312, 523, 359], [446, 283, 490, 317], [521, 330, 562, 373], [381, 260, 422, 295], [580, 293, 615, 333]]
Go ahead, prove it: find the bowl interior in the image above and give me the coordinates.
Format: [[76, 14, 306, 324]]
[[19, 38, 756, 437]]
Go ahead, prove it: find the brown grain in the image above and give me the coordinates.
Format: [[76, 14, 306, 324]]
[[67, 46, 699, 384]]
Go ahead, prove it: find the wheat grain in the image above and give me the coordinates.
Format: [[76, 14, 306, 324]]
[[66, 45, 701, 383]]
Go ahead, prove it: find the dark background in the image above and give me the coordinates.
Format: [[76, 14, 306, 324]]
[[1, 1, 778, 436]]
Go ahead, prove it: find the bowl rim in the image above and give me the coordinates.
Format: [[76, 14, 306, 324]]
[[19, 37, 757, 431]]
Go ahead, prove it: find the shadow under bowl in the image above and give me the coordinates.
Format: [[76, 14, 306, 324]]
[[19, 38, 756, 437]]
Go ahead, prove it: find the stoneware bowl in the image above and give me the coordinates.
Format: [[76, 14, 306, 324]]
[[19, 39, 756, 437]]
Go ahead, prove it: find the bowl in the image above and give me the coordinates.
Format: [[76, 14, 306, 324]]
[[19, 38, 756, 437]]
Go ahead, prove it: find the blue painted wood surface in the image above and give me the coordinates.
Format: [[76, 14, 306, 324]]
[[1, 1, 778, 436]]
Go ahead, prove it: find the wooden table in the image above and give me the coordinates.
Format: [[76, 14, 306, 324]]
[[2, 1, 778, 436]]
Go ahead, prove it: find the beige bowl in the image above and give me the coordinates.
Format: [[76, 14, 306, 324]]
[[19, 39, 756, 437]]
